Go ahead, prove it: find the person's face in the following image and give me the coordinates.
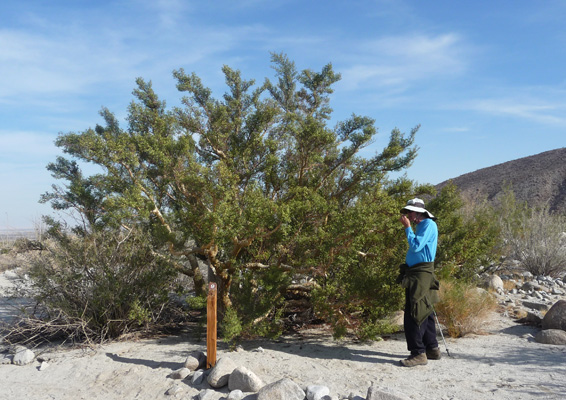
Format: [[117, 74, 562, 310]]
[[406, 211, 418, 223]]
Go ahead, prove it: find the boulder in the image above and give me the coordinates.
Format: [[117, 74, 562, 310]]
[[522, 281, 543, 292], [484, 275, 504, 292], [228, 366, 264, 392], [13, 348, 35, 366], [184, 350, 207, 371], [542, 300, 566, 331], [257, 378, 305, 400], [535, 329, 566, 345], [207, 357, 237, 388], [521, 300, 550, 312], [519, 310, 543, 327], [385, 311, 404, 328]]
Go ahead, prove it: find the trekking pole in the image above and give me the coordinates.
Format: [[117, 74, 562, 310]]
[[432, 308, 451, 357]]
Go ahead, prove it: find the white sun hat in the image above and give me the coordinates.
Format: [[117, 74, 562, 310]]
[[400, 198, 436, 220]]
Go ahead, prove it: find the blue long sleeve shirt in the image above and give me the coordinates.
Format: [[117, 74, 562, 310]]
[[404, 218, 438, 267]]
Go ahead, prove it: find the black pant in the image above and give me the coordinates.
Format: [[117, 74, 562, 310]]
[[404, 305, 438, 355]]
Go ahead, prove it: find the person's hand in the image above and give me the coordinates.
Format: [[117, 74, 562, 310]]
[[400, 214, 411, 228]]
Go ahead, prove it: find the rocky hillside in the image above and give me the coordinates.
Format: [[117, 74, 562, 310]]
[[436, 147, 566, 214]]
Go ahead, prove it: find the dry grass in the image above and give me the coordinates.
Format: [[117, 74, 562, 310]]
[[435, 280, 498, 338], [502, 279, 518, 292]]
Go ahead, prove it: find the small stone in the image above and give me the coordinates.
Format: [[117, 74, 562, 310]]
[[169, 367, 191, 380], [192, 369, 205, 385], [227, 389, 245, 400], [307, 385, 330, 400], [165, 385, 183, 396], [13, 348, 35, 366], [198, 389, 217, 400], [1, 354, 13, 365]]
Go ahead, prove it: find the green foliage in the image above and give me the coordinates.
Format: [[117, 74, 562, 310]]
[[128, 299, 152, 327], [220, 306, 243, 345], [308, 183, 430, 338], [27, 225, 177, 341], [228, 266, 289, 339], [356, 320, 398, 342], [42, 53, 420, 338], [428, 182, 502, 281], [186, 295, 207, 310]]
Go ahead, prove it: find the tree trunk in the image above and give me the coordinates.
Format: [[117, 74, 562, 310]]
[[188, 254, 207, 297]]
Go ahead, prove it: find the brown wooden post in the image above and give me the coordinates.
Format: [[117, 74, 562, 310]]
[[206, 282, 217, 369]]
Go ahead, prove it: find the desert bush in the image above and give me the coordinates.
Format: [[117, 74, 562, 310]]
[[497, 189, 566, 277], [186, 295, 207, 310], [220, 306, 242, 345], [428, 182, 502, 282], [225, 266, 289, 340], [22, 225, 179, 343], [355, 319, 399, 342], [434, 279, 497, 338]]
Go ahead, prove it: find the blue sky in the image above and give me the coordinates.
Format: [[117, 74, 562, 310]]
[[1, 0, 565, 229]]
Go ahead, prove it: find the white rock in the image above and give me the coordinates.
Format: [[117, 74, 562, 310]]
[[307, 384, 330, 400], [169, 367, 191, 380], [228, 366, 264, 392], [257, 378, 305, 400], [207, 357, 237, 388], [184, 350, 206, 371], [227, 389, 244, 400], [13, 348, 35, 366]]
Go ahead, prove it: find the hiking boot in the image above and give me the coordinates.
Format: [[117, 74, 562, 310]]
[[400, 353, 428, 367], [426, 347, 442, 360]]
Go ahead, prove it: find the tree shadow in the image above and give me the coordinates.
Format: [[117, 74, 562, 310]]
[[230, 330, 408, 367], [105, 352, 181, 370]]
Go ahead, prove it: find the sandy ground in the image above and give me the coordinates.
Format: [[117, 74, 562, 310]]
[[1, 269, 566, 400]]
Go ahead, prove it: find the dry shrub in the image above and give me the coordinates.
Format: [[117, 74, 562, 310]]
[[435, 280, 497, 338], [14, 226, 183, 344], [502, 279, 518, 291]]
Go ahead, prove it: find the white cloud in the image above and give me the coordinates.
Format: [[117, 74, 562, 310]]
[[0, 27, 145, 101], [468, 98, 566, 126], [339, 33, 469, 90], [440, 126, 471, 133]]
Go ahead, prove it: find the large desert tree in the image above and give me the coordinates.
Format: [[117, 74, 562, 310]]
[[43, 54, 419, 333]]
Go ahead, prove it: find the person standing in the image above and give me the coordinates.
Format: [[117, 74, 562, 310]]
[[398, 198, 441, 367]]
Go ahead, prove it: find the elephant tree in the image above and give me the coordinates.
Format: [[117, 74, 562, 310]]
[[44, 53, 419, 329]]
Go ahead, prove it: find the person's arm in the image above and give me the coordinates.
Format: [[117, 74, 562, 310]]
[[405, 219, 435, 253]]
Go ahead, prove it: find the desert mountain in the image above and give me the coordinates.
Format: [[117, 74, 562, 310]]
[[436, 147, 566, 214]]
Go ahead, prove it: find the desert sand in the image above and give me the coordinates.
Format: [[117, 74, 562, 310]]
[[1, 268, 565, 400]]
